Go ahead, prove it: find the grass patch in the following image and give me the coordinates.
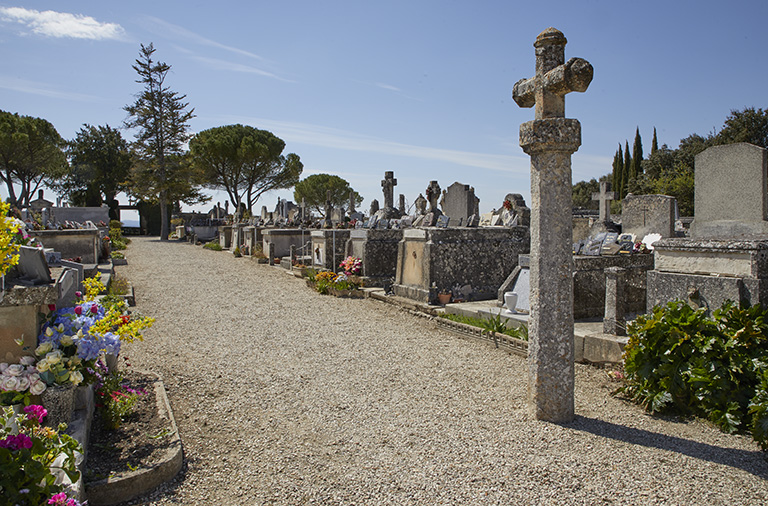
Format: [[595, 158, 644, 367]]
[[440, 313, 528, 340]]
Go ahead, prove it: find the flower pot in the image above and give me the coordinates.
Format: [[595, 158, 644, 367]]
[[438, 293, 452, 305], [106, 353, 119, 373], [41, 384, 75, 429]]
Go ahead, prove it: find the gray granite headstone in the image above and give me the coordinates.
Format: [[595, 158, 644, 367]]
[[13, 246, 53, 285], [622, 194, 676, 239], [442, 182, 478, 224]]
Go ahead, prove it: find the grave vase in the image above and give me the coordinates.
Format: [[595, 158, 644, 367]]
[[437, 292, 452, 305], [41, 383, 75, 428], [504, 292, 518, 313]]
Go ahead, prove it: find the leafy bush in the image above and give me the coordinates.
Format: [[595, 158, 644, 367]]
[[108, 273, 130, 296], [622, 299, 768, 449], [203, 241, 222, 251]]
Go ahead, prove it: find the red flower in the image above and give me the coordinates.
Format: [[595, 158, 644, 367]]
[[48, 304, 56, 312], [74, 306, 83, 315]]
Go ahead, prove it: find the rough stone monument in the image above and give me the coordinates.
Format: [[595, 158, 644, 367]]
[[592, 181, 615, 223], [622, 194, 677, 239], [513, 27, 593, 422], [422, 181, 442, 227], [377, 171, 402, 219], [442, 182, 479, 224]]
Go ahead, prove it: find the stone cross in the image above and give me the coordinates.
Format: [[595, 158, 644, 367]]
[[381, 171, 397, 209], [513, 27, 592, 423], [301, 198, 307, 221], [348, 190, 356, 214], [426, 181, 441, 212], [592, 181, 615, 222], [324, 190, 333, 221]]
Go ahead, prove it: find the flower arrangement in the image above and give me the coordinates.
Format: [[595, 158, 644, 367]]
[[0, 201, 22, 277], [0, 405, 82, 505], [0, 357, 47, 404], [339, 256, 362, 276], [311, 270, 363, 295]]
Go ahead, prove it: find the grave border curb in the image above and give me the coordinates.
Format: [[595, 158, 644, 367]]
[[85, 369, 183, 506]]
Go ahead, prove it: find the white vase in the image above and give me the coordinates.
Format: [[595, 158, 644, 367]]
[[504, 292, 518, 313]]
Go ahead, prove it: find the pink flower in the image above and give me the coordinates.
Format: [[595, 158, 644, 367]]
[[23, 404, 47, 424], [48, 304, 56, 312], [48, 493, 67, 505], [74, 306, 83, 315], [75, 291, 82, 298], [90, 304, 98, 314]]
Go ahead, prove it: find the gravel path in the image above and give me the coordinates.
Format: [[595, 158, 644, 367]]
[[119, 237, 768, 505]]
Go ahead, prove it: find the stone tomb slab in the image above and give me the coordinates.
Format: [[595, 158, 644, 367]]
[[347, 229, 403, 286], [393, 226, 530, 303]]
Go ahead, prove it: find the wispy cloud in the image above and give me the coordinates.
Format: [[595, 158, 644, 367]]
[[219, 117, 528, 174], [142, 16, 265, 61], [0, 76, 104, 102], [0, 7, 125, 40], [375, 82, 401, 92], [191, 56, 296, 83]]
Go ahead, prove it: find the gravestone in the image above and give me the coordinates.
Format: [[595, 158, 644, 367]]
[[513, 27, 592, 423], [436, 215, 450, 228], [603, 267, 626, 335], [413, 194, 427, 216], [622, 194, 676, 239], [377, 171, 402, 219], [370, 199, 380, 217], [442, 182, 479, 224], [591, 181, 615, 222], [690, 143, 768, 238], [398, 194, 406, 215], [503, 193, 531, 228], [421, 181, 443, 227], [12, 246, 53, 285]]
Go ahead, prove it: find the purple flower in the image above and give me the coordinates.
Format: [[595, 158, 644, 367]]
[[0, 433, 33, 451]]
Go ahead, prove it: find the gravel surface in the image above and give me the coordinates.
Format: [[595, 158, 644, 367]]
[[119, 237, 768, 505]]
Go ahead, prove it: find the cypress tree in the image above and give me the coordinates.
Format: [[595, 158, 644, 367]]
[[651, 127, 659, 155], [611, 148, 621, 194], [623, 141, 631, 198], [631, 127, 643, 178]]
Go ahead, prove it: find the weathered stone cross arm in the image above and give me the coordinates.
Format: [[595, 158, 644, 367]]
[[512, 28, 593, 120]]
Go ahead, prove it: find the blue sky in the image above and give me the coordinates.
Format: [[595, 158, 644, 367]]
[[2, 1, 767, 215]]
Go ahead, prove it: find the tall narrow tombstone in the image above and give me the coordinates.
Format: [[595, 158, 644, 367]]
[[513, 27, 593, 422], [348, 190, 356, 216], [592, 181, 615, 222], [399, 194, 406, 215], [381, 171, 397, 209]]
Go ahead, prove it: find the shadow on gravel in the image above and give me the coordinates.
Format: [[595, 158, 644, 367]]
[[567, 416, 768, 478]]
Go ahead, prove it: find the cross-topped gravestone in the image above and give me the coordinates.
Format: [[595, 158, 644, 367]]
[[381, 170, 397, 209], [513, 27, 592, 423], [381, 171, 397, 209], [592, 181, 615, 222]]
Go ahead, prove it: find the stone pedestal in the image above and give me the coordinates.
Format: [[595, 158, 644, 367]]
[[603, 267, 626, 335]]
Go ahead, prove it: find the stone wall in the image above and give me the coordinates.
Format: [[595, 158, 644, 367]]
[[347, 229, 403, 285], [572, 254, 654, 319], [262, 229, 313, 258]]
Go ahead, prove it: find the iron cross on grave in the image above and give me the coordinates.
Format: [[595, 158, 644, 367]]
[[512, 27, 593, 119]]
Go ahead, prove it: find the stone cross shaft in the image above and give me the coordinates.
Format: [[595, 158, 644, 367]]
[[514, 27, 592, 424], [381, 171, 397, 209], [325, 190, 332, 220], [592, 181, 615, 222], [348, 190, 356, 213]]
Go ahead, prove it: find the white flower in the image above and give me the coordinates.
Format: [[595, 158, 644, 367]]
[[57, 323, 65, 333], [1, 376, 19, 391], [0, 363, 8, 373], [35, 342, 53, 355], [69, 370, 83, 386], [45, 350, 63, 364], [35, 358, 50, 372], [45, 327, 54, 338], [60, 335, 74, 346], [5, 364, 24, 377], [19, 356, 36, 366], [16, 376, 30, 391], [29, 380, 46, 395]]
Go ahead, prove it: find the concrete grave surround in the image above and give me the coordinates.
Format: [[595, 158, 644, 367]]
[[622, 194, 677, 239], [262, 229, 312, 258], [28, 229, 100, 264], [691, 143, 768, 238], [512, 27, 592, 423], [347, 229, 403, 285], [311, 229, 350, 270], [393, 226, 529, 302]]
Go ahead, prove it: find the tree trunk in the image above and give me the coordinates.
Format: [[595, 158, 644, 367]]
[[159, 190, 169, 241]]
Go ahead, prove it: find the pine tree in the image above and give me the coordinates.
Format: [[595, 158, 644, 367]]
[[651, 127, 659, 155], [124, 43, 196, 240], [631, 127, 643, 178], [623, 141, 631, 198]]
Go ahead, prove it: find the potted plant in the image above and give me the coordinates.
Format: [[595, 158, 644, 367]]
[[437, 288, 452, 305]]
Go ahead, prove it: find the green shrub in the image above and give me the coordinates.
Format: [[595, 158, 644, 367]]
[[108, 273, 130, 296], [622, 299, 768, 449], [203, 241, 223, 251]]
